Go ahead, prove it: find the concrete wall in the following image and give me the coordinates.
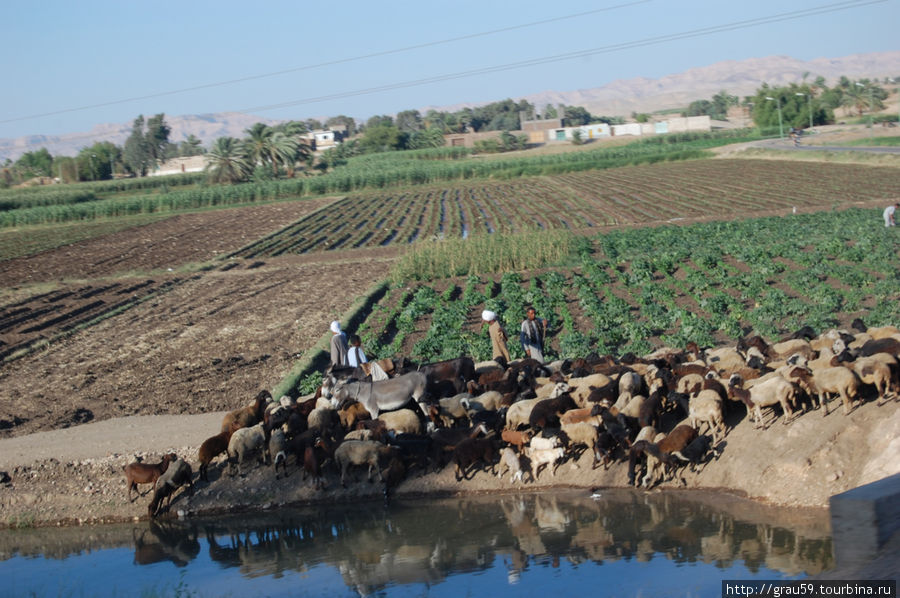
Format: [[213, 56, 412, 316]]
[[829, 473, 900, 569], [149, 156, 206, 177]]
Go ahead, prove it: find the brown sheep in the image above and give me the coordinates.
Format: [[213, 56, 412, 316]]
[[220, 390, 270, 434], [338, 401, 371, 430], [197, 431, 231, 482], [123, 453, 177, 502], [452, 436, 499, 481]]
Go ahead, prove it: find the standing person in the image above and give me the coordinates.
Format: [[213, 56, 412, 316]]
[[347, 334, 368, 368], [520, 306, 548, 363], [482, 310, 510, 364], [884, 203, 899, 227], [329, 320, 349, 367]]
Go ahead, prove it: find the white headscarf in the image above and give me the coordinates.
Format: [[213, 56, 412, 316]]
[[481, 310, 496, 322], [330, 320, 342, 334]]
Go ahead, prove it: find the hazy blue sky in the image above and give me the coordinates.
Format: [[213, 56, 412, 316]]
[[3, 0, 897, 141]]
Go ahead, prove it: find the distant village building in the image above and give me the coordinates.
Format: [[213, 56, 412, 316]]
[[443, 114, 711, 148], [303, 127, 346, 152], [148, 155, 207, 177]]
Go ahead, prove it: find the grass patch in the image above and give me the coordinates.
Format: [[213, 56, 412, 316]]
[[0, 213, 169, 260], [840, 136, 900, 147], [391, 229, 582, 282], [727, 147, 900, 166]]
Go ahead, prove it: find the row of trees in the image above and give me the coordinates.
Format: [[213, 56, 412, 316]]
[[4, 74, 894, 188], [682, 77, 892, 130], [1, 113, 205, 186]]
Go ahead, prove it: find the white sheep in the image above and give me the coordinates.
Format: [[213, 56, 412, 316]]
[[525, 446, 566, 479], [529, 434, 562, 451], [795, 366, 860, 415], [469, 390, 503, 412], [378, 409, 423, 435], [505, 397, 542, 430], [269, 428, 288, 479], [728, 374, 795, 427], [560, 421, 602, 468], [497, 447, 525, 484], [688, 389, 725, 443], [227, 422, 267, 476], [308, 406, 338, 433]]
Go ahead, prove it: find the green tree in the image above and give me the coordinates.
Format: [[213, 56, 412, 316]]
[[359, 125, 407, 152], [325, 115, 355, 135], [123, 115, 151, 176], [563, 106, 593, 126], [14, 148, 53, 178], [543, 104, 558, 119], [408, 128, 446, 149], [205, 137, 251, 183], [178, 134, 205, 157], [77, 142, 119, 180], [366, 115, 394, 129], [243, 122, 274, 169], [145, 113, 171, 163], [395, 110, 423, 133]]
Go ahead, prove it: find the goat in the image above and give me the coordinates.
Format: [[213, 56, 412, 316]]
[[123, 453, 176, 502], [148, 458, 193, 518]]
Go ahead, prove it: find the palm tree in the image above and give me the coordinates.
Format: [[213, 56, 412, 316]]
[[243, 123, 273, 170], [205, 137, 251, 184], [268, 131, 299, 177]]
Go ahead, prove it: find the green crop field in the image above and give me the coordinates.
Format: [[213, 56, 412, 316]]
[[353, 207, 900, 364]]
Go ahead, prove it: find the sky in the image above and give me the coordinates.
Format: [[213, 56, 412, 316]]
[[3, 0, 897, 144]]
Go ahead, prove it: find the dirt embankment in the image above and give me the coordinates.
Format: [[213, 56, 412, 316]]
[[0, 396, 897, 528]]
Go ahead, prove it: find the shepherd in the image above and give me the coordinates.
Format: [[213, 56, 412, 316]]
[[520, 306, 548, 364], [330, 320, 349, 367], [482, 310, 510, 364]]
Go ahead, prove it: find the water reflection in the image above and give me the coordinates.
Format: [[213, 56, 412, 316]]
[[0, 489, 833, 597]]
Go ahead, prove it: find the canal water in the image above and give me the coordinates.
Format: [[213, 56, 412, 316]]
[[0, 489, 833, 598]]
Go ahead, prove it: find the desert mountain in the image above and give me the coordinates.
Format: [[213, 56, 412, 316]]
[[1, 51, 898, 162]]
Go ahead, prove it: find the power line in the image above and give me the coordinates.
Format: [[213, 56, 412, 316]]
[[2, 0, 885, 156], [237, 0, 885, 114], [0, 0, 651, 126]]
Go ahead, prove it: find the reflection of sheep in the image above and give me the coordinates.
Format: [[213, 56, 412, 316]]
[[227, 423, 267, 476]]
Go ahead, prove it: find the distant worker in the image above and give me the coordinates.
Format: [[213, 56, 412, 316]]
[[347, 334, 368, 368], [482, 310, 510, 364], [884, 203, 899, 227], [520, 306, 548, 364], [329, 320, 349, 367]]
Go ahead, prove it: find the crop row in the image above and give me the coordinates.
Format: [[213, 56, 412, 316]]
[[231, 160, 900, 257], [350, 207, 899, 362], [0, 278, 187, 362]]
